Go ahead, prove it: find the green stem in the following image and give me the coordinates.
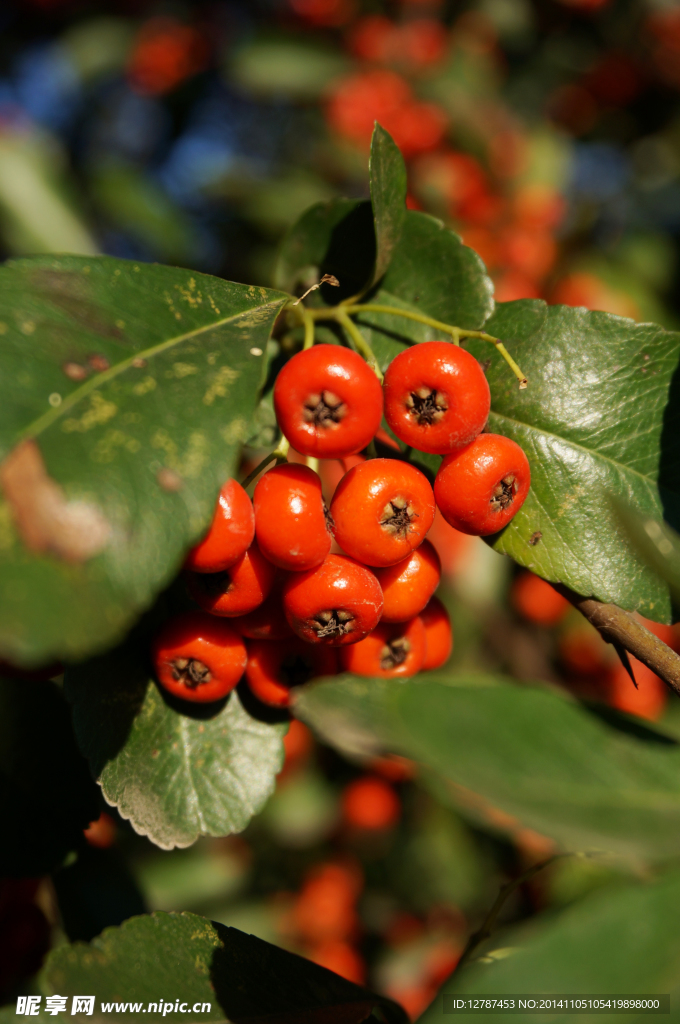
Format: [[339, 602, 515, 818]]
[[240, 437, 290, 490], [334, 308, 383, 383], [301, 307, 315, 351], [310, 302, 528, 389]]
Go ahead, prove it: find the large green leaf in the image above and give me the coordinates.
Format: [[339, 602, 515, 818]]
[[615, 503, 680, 605], [295, 674, 680, 863], [462, 300, 680, 621], [0, 255, 287, 664], [0, 677, 98, 875], [369, 124, 407, 287], [40, 912, 408, 1023], [65, 631, 286, 849], [420, 867, 680, 1024]]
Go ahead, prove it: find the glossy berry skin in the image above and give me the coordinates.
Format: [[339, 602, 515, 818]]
[[283, 554, 383, 646], [245, 637, 338, 707], [331, 459, 435, 567], [383, 342, 490, 454], [184, 478, 254, 573], [254, 464, 332, 572], [434, 433, 531, 536], [273, 344, 383, 459], [231, 575, 294, 640], [420, 596, 453, 670], [374, 539, 441, 622], [340, 616, 426, 678], [152, 611, 246, 703], [186, 540, 276, 617]]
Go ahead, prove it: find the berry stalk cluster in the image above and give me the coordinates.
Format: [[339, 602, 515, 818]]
[[152, 341, 530, 707]]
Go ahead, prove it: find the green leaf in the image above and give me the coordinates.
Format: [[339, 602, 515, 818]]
[[369, 124, 407, 287], [614, 503, 680, 604], [462, 300, 680, 621], [420, 867, 680, 1023], [41, 912, 408, 1023], [65, 638, 286, 849], [0, 255, 287, 665], [0, 677, 98, 875], [229, 36, 350, 100], [274, 197, 376, 302], [295, 674, 680, 863]]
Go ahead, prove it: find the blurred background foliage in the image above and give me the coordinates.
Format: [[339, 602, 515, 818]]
[[2, 0, 680, 1018]]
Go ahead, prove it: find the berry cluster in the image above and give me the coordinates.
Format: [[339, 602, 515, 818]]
[[152, 341, 530, 707]]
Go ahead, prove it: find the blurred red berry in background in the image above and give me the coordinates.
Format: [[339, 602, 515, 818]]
[[291, 0, 356, 28], [127, 18, 209, 96], [308, 939, 366, 984], [608, 657, 666, 721], [342, 776, 401, 830], [551, 272, 640, 320], [83, 812, 117, 850], [511, 572, 570, 628]]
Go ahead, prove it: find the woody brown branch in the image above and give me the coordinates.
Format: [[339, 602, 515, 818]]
[[553, 584, 680, 698]]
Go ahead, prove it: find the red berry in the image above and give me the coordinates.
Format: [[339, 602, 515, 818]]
[[331, 458, 435, 567], [341, 776, 401, 830], [608, 658, 666, 721], [511, 571, 569, 627], [151, 611, 246, 703], [420, 595, 453, 669], [186, 541, 276, 617], [254, 464, 332, 572], [434, 433, 531, 536], [383, 342, 490, 454], [340, 616, 425, 678], [245, 637, 338, 707], [230, 575, 294, 640], [273, 345, 383, 459], [184, 478, 254, 573], [283, 554, 383, 646], [373, 539, 441, 622]]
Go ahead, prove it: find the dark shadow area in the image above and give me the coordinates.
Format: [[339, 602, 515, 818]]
[[237, 678, 290, 725], [658, 346, 680, 534], [52, 846, 146, 943], [0, 679, 99, 876], [582, 700, 679, 746], [209, 923, 407, 1024], [317, 201, 376, 304]]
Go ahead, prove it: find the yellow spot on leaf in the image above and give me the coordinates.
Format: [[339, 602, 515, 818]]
[[62, 392, 117, 433], [167, 362, 198, 379], [132, 377, 157, 396], [203, 365, 238, 406], [21, 321, 35, 335]]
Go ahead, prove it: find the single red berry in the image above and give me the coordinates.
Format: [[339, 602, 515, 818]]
[[434, 433, 530, 536], [273, 344, 383, 459], [245, 637, 338, 707], [283, 554, 383, 646], [420, 595, 453, 670], [184, 478, 254, 573], [331, 458, 435, 567], [151, 611, 247, 703], [374, 539, 441, 622], [340, 616, 425, 678], [254, 463, 333, 572], [186, 540, 276, 616], [230, 574, 294, 640], [511, 571, 569, 627], [341, 776, 401, 830], [383, 341, 490, 455], [608, 657, 666, 721]]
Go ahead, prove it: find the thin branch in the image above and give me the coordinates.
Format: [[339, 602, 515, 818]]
[[553, 584, 680, 698], [453, 854, 567, 975]]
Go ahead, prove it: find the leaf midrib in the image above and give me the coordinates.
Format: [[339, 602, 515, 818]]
[[489, 409, 663, 491], [20, 299, 285, 443]]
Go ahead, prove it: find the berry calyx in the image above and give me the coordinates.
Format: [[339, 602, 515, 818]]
[[186, 540, 276, 616], [339, 616, 426, 677], [331, 459, 435, 567], [374, 539, 441, 623], [152, 611, 247, 703], [273, 344, 383, 459], [434, 433, 531, 536], [245, 637, 338, 707], [184, 478, 254, 573], [254, 463, 333, 572], [383, 341, 490, 454], [283, 553, 383, 646], [420, 595, 453, 670]]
